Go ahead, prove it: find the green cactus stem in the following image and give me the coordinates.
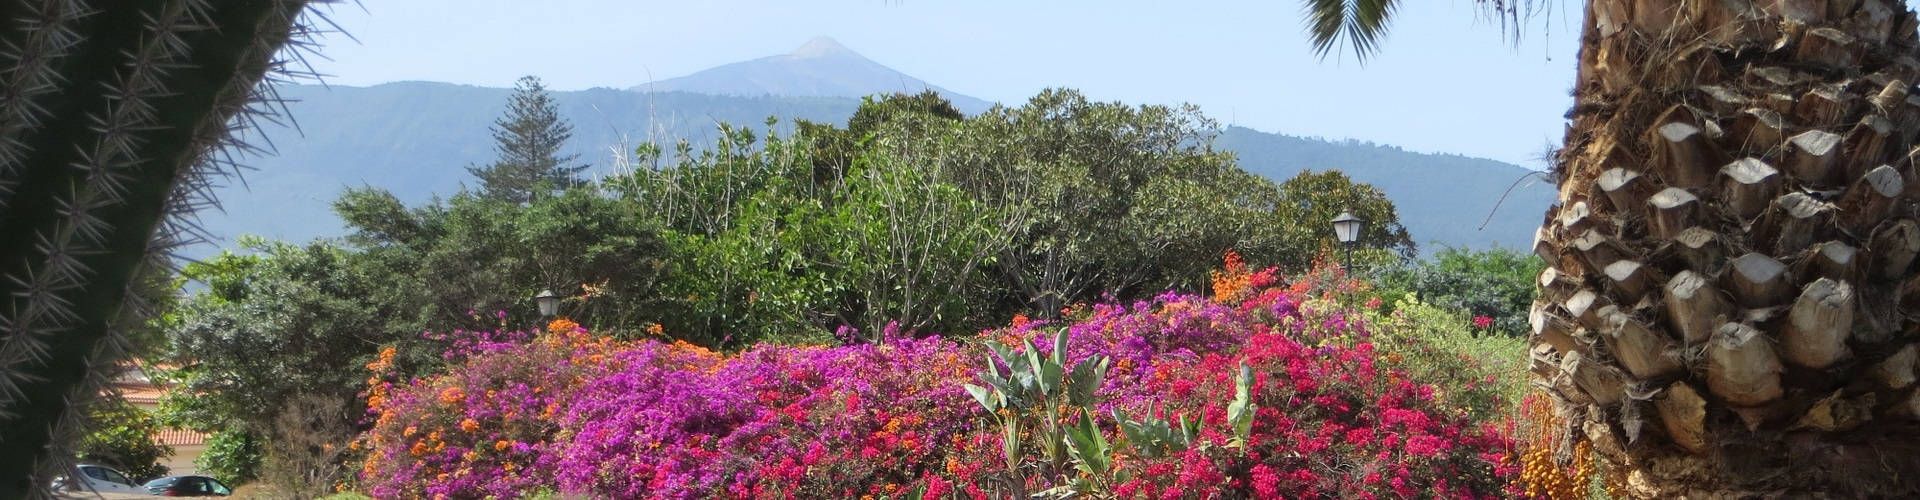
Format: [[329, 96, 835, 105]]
[[0, 1, 322, 495]]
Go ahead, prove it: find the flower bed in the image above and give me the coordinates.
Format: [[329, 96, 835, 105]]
[[358, 268, 1516, 498]]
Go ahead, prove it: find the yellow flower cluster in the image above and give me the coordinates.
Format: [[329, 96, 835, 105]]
[[1516, 392, 1606, 499]]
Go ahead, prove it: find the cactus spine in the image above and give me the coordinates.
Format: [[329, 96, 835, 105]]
[[0, 0, 321, 495]]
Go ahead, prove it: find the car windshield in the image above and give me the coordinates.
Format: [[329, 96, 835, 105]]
[[98, 467, 133, 485], [145, 477, 178, 487]]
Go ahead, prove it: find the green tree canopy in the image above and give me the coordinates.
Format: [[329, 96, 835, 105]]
[[333, 187, 668, 335], [159, 240, 418, 435], [1267, 169, 1417, 266]]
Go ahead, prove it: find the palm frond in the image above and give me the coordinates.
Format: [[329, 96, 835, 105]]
[[1302, 0, 1400, 62], [1301, 0, 1553, 62]]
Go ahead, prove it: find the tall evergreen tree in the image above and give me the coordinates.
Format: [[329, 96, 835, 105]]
[[468, 76, 584, 203]]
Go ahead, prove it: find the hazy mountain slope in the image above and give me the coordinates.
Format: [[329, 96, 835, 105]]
[[1216, 126, 1555, 252], [192, 82, 862, 258], [631, 37, 994, 113]]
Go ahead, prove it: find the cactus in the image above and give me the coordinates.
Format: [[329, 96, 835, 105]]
[[0, 0, 324, 495]]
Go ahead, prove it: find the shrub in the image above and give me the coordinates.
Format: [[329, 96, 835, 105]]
[[1365, 296, 1529, 422], [195, 429, 263, 485], [357, 263, 1516, 498], [1373, 247, 1542, 337]]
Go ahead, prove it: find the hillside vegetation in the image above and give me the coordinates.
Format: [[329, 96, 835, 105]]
[[199, 83, 1551, 259]]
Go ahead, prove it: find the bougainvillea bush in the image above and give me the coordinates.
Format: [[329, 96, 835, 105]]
[[357, 261, 1516, 498]]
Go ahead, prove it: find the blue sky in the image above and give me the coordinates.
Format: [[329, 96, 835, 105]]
[[307, 1, 1590, 168]]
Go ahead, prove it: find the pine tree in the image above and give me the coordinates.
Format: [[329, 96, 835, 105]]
[[468, 76, 584, 203]]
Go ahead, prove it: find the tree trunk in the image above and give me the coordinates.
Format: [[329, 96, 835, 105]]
[[1533, 0, 1920, 495]]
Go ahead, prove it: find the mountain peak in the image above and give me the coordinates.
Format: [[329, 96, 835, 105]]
[[792, 36, 855, 58], [630, 35, 993, 113]]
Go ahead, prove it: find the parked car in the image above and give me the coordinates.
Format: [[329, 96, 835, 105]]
[[49, 464, 147, 495], [144, 475, 234, 496]]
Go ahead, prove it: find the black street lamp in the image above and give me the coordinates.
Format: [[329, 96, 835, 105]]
[[533, 289, 560, 319], [1332, 211, 1363, 271]]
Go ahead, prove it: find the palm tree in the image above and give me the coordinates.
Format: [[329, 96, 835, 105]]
[[1312, 0, 1920, 495], [0, 1, 322, 496]]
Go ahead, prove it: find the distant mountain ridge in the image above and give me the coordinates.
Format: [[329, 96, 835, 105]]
[[1216, 127, 1554, 251], [188, 38, 1554, 259], [630, 37, 993, 113]]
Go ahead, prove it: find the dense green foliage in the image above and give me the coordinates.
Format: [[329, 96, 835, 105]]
[[334, 187, 669, 335], [1373, 247, 1542, 337], [193, 430, 264, 486], [606, 89, 1415, 343], [76, 400, 173, 482], [159, 240, 416, 434]]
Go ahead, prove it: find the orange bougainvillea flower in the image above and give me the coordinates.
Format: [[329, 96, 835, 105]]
[[365, 345, 397, 373], [460, 418, 481, 433], [547, 318, 580, 336], [439, 387, 465, 405], [1211, 250, 1251, 303]]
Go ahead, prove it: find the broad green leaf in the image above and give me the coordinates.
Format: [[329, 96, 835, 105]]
[[1051, 327, 1070, 366], [1227, 362, 1256, 448], [1064, 409, 1111, 476], [964, 383, 1000, 413], [1065, 356, 1110, 407]]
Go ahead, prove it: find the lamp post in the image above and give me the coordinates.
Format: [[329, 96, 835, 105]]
[[1331, 211, 1363, 271], [533, 289, 560, 319]]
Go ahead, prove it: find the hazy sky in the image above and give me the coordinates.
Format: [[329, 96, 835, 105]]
[[305, 1, 1592, 168]]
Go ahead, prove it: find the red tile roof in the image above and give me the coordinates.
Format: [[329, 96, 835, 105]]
[[154, 428, 209, 447], [120, 386, 166, 405]]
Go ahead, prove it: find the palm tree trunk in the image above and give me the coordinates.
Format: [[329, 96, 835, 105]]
[[1532, 0, 1920, 495]]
